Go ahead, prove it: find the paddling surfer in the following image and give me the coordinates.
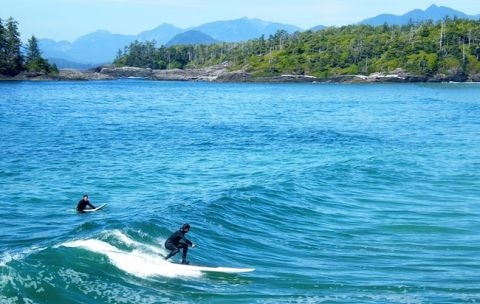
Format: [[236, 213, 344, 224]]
[[164, 224, 195, 264], [76, 194, 96, 212]]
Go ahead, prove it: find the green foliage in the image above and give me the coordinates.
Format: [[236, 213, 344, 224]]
[[25, 35, 41, 62], [405, 51, 438, 76], [0, 18, 7, 75], [115, 19, 480, 78], [25, 35, 55, 74], [1, 17, 23, 76], [466, 54, 480, 74], [25, 57, 52, 73], [0, 19, 57, 76], [439, 56, 462, 75], [50, 63, 59, 74]]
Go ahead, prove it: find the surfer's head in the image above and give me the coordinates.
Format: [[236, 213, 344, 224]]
[[181, 223, 190, 233], [83, 194, 88, 200]]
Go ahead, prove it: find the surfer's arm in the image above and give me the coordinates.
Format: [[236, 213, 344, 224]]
[[87, 201, 96, 209], [182, 236, 193, 246]]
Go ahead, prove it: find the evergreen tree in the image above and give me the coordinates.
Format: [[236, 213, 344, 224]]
[[0, 18, 7, 75], [25, 35, 51, 73], [50, 63, 59, 74], [4, 17, 23, 76], [0, 17, 58, 76], [26, 35, 41, 61], [114, 19, 480, 78]]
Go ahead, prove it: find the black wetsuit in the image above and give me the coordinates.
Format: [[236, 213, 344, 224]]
[[76, 199, 95, 212], [164, 230, 192, 261]]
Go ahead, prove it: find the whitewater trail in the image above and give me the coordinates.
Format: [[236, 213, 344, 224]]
[[61, 230, 204, 278]]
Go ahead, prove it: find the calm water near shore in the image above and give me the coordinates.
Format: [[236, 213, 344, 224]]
[[1, 80, 479, 303]]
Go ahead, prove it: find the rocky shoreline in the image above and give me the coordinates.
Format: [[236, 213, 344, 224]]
[[1, 65, 479, 83]]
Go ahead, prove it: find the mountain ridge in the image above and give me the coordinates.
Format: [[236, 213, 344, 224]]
[[40, 17, 303, 66], [360, 4, 480, 26], [165, 30, 218, 47], [188, 17, 302, 42], [39, 5, 480, 67]]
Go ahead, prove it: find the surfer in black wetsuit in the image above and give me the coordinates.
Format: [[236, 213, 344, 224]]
[[164, 224, 195, 264], [76, 194, 96, 212]]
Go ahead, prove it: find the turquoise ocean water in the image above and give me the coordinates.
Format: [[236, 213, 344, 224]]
[[1, 80, 479, 303]]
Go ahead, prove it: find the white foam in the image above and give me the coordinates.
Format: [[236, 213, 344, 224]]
[[0, 252, 15, 267], [0, 246, 46, 267], [62, 239, 203, 278], [107, 230, 167, 255], [108, 230, 137, 246]]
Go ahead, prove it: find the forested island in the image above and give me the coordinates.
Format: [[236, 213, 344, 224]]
[[113, 19, 480, 82], [2, 17, 480, 82], [0, 17, 58, 79]]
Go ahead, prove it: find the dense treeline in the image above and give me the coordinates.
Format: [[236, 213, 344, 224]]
[[0, 17, 57, 76], [115, 19, 480, 78]]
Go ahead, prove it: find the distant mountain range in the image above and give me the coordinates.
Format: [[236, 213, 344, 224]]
[[359, 4, 480, 26], [136, 23, 184, 45], [39, 5, 480, 68], [40, 18, 301, 68], [310, 25, 327, 32], [46, 58, 103, 70], [188, 17, 301, 42]]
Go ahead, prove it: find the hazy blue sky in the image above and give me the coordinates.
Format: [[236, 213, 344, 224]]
[[2, 0, 480, 41]]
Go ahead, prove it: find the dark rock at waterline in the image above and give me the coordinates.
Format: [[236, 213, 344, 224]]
[[0, 69, 114, 81], [470, 74, 480, 82], [216, 70, 252, 82], [1, 65, 480, 83], [428, 73, 469, 83]]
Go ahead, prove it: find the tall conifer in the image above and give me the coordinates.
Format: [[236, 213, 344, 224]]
[[5, 17, 23, 75], [0, 18, 8, 75], [25, 35, 51, 72], [26, 35, 41, 61]]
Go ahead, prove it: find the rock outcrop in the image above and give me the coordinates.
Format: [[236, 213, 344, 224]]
[[1, 65, 479, 83], [99, 64, 232, 81], [1, 69, 114, 81]]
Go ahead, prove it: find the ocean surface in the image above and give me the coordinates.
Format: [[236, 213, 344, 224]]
[[0, 80, 479, 303]]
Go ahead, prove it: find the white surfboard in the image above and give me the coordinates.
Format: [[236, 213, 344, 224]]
[[82, 203, 107, 212], [178, 264, 255, 273]]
